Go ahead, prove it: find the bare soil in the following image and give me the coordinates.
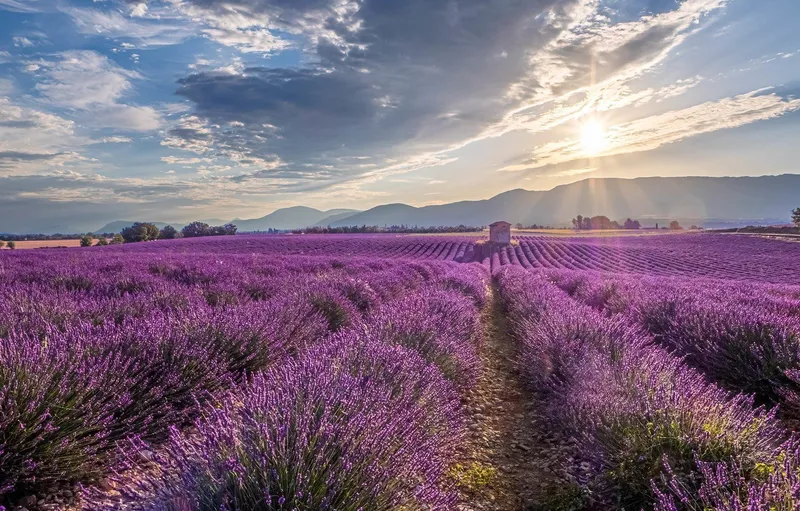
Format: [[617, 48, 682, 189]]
[[456, 285, 562, 510]]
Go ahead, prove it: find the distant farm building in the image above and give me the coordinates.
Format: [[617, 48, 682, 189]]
[[489, 221, 511, 244]]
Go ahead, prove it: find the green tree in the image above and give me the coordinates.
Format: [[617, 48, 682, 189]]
[[6, 241, 15, 249], [0, 240, 5, 249], [669, 220, 683, 230], [181, 222, 211, 238], [623, 218, 641, 230], [792, 207, 800, 227], [110, 234, 125, 245], [80, 235, 93, 247], [158, 225, 181, 240], [589, 215, 613, 230], [120, 222, 160, 243], [96, 237, 109, 246]]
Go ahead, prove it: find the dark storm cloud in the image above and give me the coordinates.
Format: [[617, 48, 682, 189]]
[[171, 0, 565, 175], [163, 0, 720, 183]]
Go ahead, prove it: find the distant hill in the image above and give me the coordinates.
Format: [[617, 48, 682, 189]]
[[314, 210, 361, 226], [327, 175, 800, 228], [19, 174, 800, 235], [234, 207, 361, 231]]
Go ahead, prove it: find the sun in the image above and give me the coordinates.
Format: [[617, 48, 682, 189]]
[[580, 119, 608, 155]]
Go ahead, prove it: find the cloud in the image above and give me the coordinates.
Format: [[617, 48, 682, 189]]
[[0, 0, 45, 13], [164, 0, 333, 53], [13, 37, 35, 48], [65, 2, 287, 53], [468, 1, 728, 145], [100, 136, 133, 144], [0, 78, 13, 96], [160, 156, 212, 165], [0, 98, 92, 175], [11, 31, 48, 48], [63, 6, 194, 48], [500, 89, 800, 171], [200, 26, 289, 54], [162, 0, 732, 193], [594, 76, 704, 111], [31, 50, 162, 131], [129, 2, 147, 17], [547, 167, 596, 178], [168, 0, 569, 183], [0, 151, 64, 161], [4, 0, 780, 228], [510, 0, 726, 102], [161, 115, 215, 154]]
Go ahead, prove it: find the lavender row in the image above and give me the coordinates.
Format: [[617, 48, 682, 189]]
[[57, 233, 481, 262], [547, 269, 800, 425], [9, 231, 795, 284], [494, 265, 796, 509], [83, 265, 488, 509], [487, 234, 798, 284], [0, 247, 487, 506], [0, 253, 476, 337]]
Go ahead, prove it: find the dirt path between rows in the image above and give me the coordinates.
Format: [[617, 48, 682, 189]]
[[456, 284, 562, 510]]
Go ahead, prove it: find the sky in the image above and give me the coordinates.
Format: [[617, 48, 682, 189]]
[[1, 0, 799, 232]]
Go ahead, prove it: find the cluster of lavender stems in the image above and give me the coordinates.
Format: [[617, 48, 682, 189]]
[[0, 243, 488, 509], [1, 231, 798, 509], [495, 265, 799, 509], [544, 268, 800, 425]]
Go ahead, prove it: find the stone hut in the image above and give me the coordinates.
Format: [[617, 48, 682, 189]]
[[489, 221, 511, 245]]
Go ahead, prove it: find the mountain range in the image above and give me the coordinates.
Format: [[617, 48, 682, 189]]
[[324, 175, 800, 229], [81, 174, 800, 234], [232, 207, 360, 231]]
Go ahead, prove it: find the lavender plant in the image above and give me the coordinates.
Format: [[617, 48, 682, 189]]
[[495, 266, 787, 509], [89, 337, 463, 510]]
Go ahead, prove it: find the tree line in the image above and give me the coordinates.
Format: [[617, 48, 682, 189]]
[[116, 222, 238, 243], [571, 215, 644, 230], [514, 224, 557, 229], [74, 221, 239, 247], [292, 225, 483, 234], [569, 215, 687, 231]]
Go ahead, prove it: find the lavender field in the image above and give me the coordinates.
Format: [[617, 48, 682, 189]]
[[0, 233, 799, 510]]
